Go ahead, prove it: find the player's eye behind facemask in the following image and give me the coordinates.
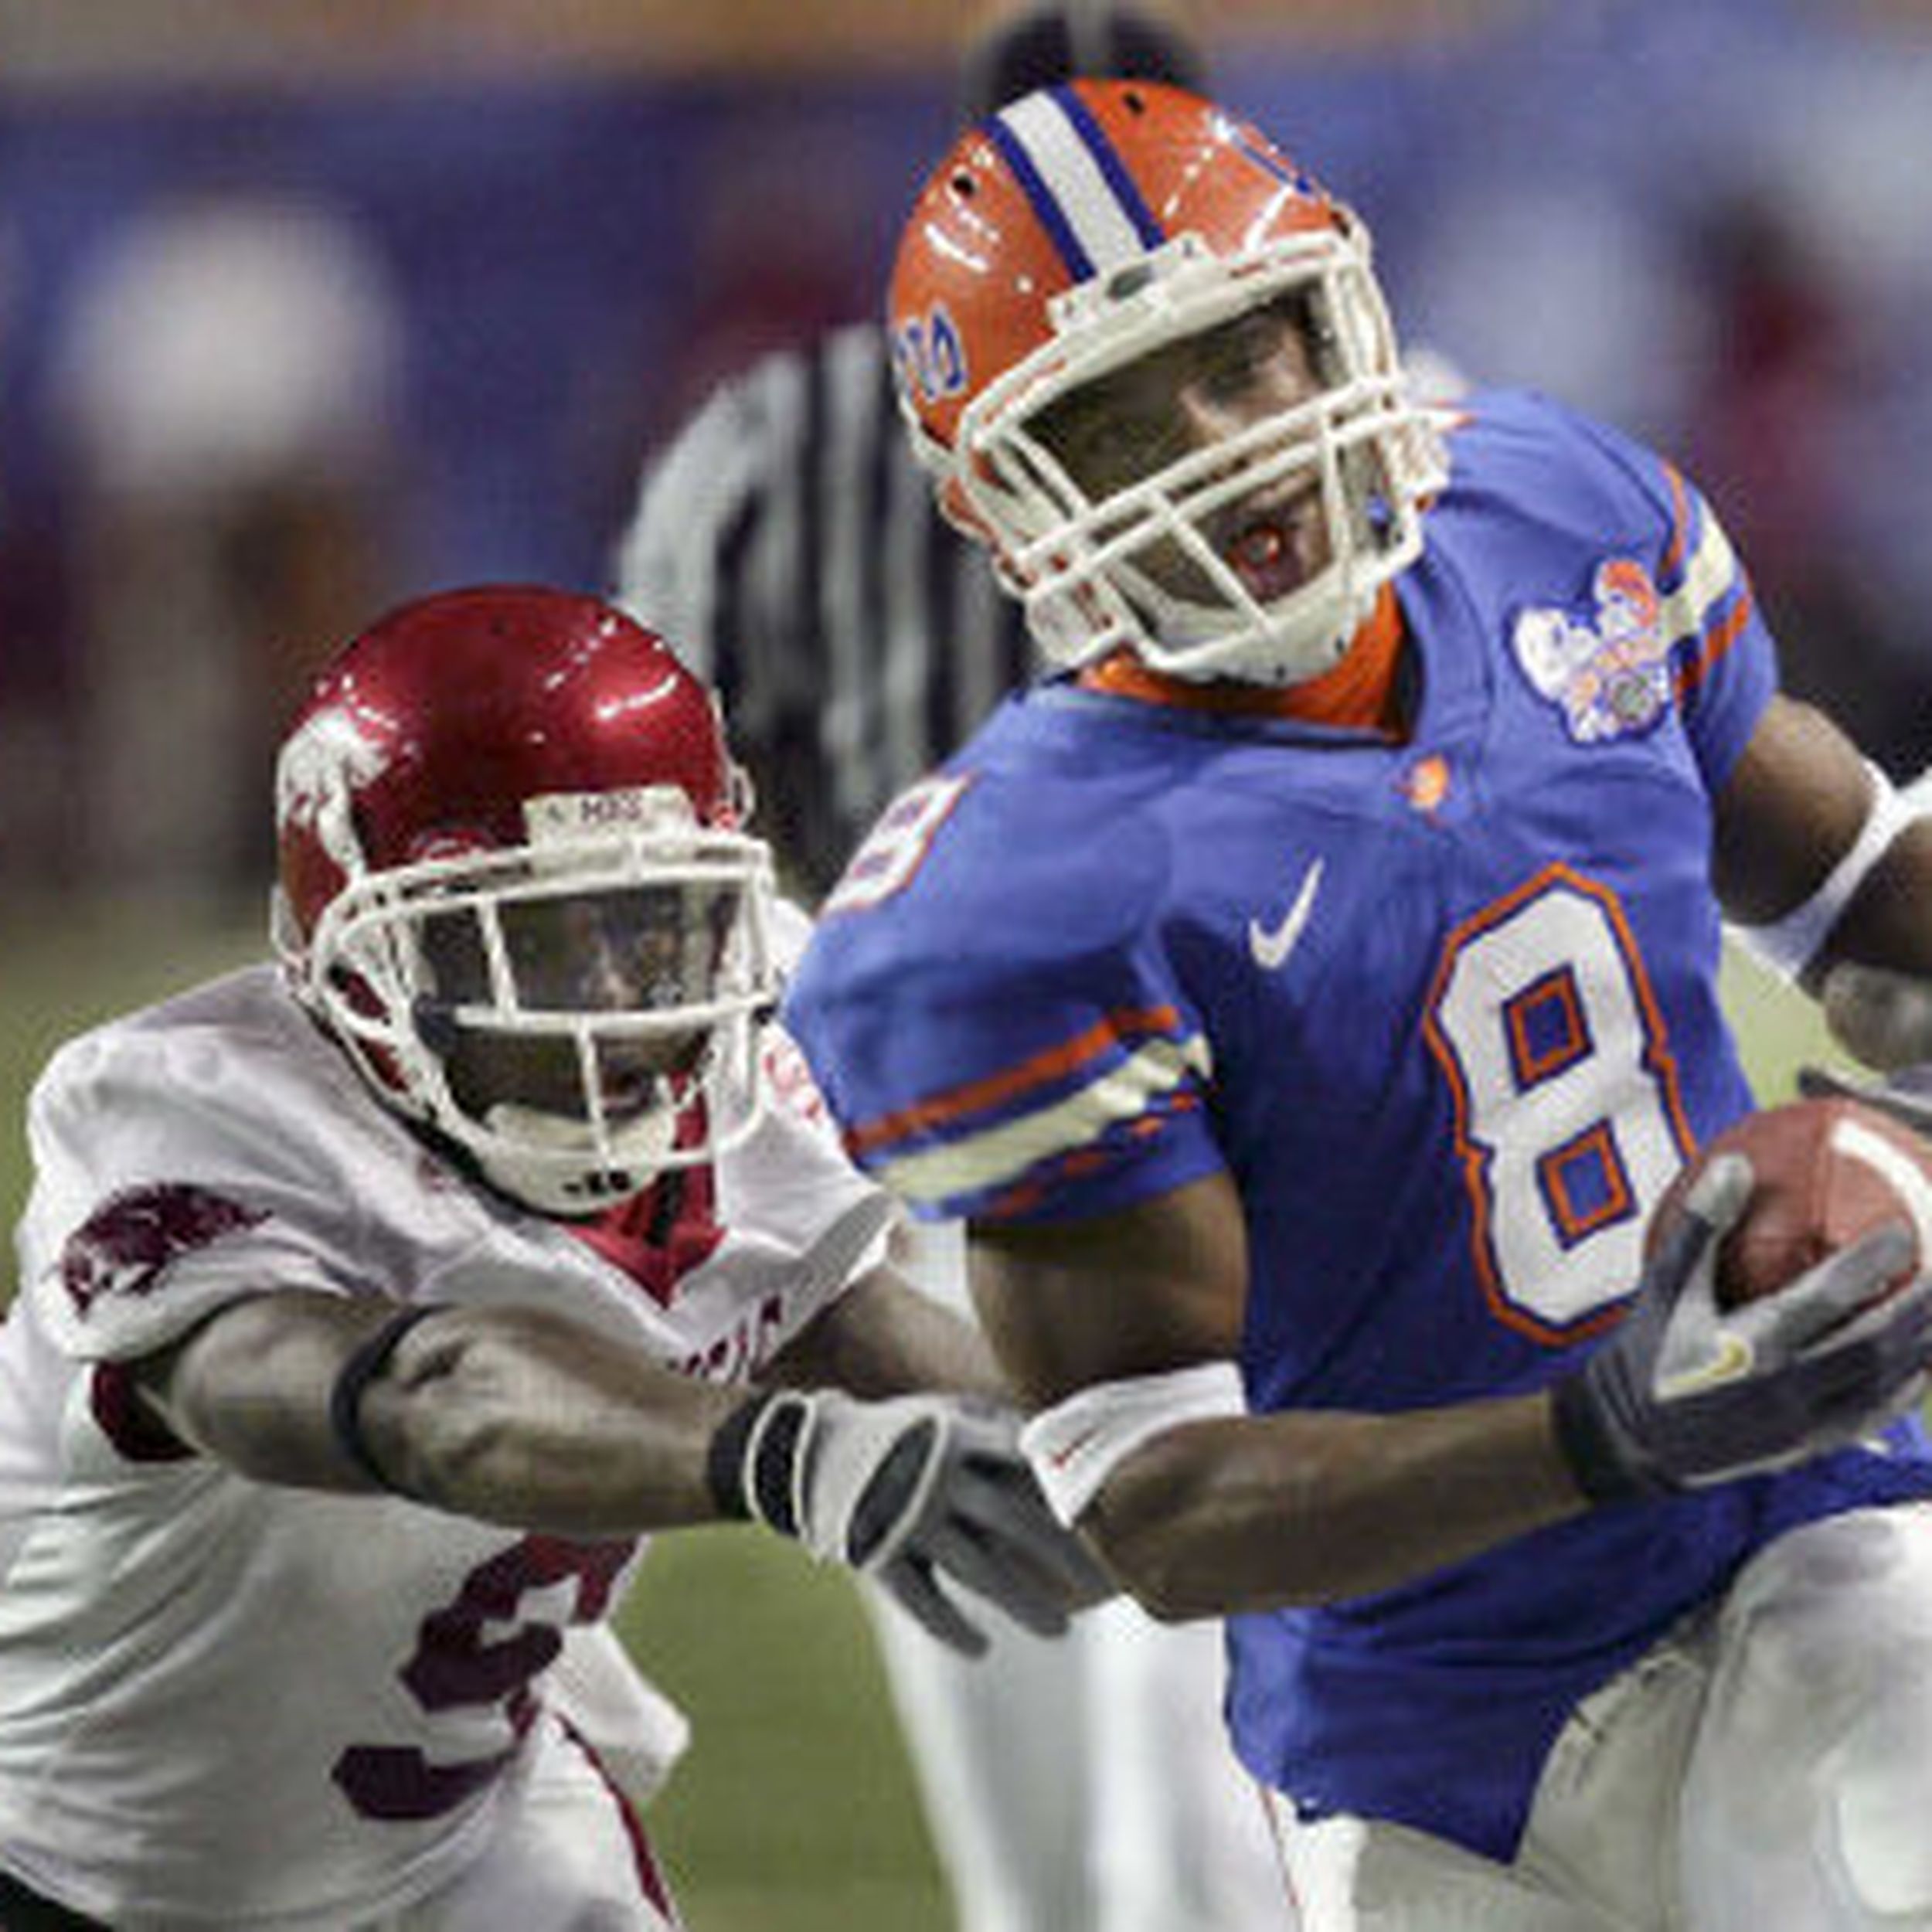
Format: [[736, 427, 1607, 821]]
[[413, 879, 736, 1017], [312, 835, 774, 1216]]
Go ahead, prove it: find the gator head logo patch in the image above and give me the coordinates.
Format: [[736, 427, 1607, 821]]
[[1512, 558, 1672, 745]]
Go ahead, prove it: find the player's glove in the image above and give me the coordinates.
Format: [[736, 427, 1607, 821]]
[[1817, 961, 1932, 1075], [707, 1388, 1111, 1656], [1550, 1154, 1932, 1502]]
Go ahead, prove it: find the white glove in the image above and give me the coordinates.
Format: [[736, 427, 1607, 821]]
[[709, 1388, 1111, 1656]]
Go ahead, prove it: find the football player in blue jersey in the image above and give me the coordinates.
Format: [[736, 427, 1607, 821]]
[[784, 78, 1932, 1931]]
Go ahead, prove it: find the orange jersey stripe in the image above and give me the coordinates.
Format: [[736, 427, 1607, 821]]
[[845, 1004, 1187, 1158], [1672, 580, 1756, 705], [1661, 461, 1692, 581]]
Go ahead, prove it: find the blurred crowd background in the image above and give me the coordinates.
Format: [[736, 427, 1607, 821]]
[[7, 0, 1932, 915]]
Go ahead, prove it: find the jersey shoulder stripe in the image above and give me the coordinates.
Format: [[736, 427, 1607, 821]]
[[849, 1006, 1212, 1216], [1655, 464, 1749, 679], [846, 1001, 1189, 1155], [1661, 485, 1757, 704]]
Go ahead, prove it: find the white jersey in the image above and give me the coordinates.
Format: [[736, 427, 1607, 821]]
[[0, 964, 889, 1928]]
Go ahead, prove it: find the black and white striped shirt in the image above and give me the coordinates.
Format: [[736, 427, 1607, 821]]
[[611, 321, 1034, 899]]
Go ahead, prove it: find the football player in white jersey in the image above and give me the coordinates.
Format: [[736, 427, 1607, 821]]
[[0, 585, 1104, 1930]]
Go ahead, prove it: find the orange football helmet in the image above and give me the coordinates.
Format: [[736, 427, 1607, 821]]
[[888, 80, 1447, 685]]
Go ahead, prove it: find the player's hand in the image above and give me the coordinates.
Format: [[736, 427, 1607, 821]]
[[1550, 1155, 1932, 1502], [710, 1388, 1113, 1656], [1819, 961, 1932, 1073]]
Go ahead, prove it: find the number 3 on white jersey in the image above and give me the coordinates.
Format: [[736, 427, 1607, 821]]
[[1423, 865, 1695, 1344]]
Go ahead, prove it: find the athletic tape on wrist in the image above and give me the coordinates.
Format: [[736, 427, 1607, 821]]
[[1736, 761, 1920, 979], [327, 1304, 448, 1495], [1019, 1360, 1245, 1527]]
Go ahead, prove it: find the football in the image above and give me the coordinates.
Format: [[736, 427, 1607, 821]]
[[1649, 1096, 1932, 1309]]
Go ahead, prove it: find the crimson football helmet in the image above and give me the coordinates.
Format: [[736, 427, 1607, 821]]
[[274, 585, 778, 1215], [888, 80, 1447, 685]]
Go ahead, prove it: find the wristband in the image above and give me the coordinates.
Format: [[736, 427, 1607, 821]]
[[327, 1304, 447, 1494], [1019, 1360, 1244, 1526], [705, 1390, 809, 1532], [1735, 760, 1918, 979]]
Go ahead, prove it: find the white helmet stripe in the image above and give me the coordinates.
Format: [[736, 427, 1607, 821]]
[[991, 87, 1165, 284]]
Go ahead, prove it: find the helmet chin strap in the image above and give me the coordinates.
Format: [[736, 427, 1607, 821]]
[[475, 1100, 679, 1215], [1129, 568, 1369, 687]]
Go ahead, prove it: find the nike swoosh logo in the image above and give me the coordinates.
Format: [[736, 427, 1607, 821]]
[[1248, 859, 1325, 973], [1049, 1426, 1103, 1470], [1658, 1331, 1757, 1400]]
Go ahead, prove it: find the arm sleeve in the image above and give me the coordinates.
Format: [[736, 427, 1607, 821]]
[[715, 1019, 898, 1303], [1655, 470, 1777, 792]]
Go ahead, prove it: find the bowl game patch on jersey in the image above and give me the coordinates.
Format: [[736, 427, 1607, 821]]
[[1512, 556, 1672, 744]]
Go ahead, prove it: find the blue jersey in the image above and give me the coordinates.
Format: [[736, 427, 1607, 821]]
[[785, 390, 1932, 1859]]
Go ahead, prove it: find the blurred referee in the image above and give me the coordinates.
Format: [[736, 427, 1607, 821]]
[[613, 0, 1205, 902], [614, 15, 1296, 1931]]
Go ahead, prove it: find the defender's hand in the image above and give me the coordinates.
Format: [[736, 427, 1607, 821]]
[[1820, 961, 1932, 1073], [1552, 1155, 1932, 1502], [710, 1389, 1112, 1655]]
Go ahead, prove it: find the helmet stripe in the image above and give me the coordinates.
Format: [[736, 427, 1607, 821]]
[[986, 104, 1100, 281], [991, 89, 1166, 284], [1049, 83, 1165, 252]]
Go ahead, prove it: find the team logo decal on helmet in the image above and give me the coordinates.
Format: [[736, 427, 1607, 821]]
[[276, 704, 394, 893], [274, 585, 779, 1215], [889, 80, 1448, 687], [892, 304, 970, 411]]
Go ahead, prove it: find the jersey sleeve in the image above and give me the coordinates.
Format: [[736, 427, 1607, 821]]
[[1559, 400, 1778, 791], [710, 905, 913, 1306], [784, 777, 1226, 1227], [713, 1018, 897, 1308], [19, 1019, 375, 1366]]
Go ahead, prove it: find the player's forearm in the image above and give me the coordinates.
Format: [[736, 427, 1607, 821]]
[[1083, 1391, 1586, 1619], [149, 1293, 745, 1535], [774, 1264, 1009, 1400], [356, 1307, 744, 1533]]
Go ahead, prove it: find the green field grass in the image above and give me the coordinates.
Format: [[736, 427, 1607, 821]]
[[0, 900, 1852, 1928]]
